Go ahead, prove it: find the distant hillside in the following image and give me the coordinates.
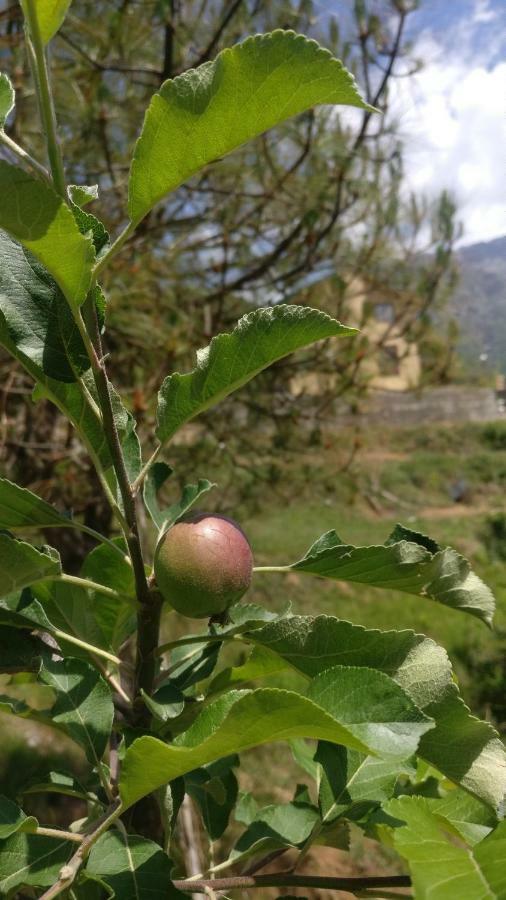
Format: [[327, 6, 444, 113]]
[[449, 235, 506, 374]]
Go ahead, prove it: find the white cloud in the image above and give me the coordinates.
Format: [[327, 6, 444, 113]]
[[473, 0, 497, 23], [390, 32, 506, 245]]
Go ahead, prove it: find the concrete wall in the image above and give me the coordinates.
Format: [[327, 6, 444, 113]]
[[331, 386, 504, 428]]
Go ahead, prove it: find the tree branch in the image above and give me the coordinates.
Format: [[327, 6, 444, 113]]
[[174, 874, 412, 893]]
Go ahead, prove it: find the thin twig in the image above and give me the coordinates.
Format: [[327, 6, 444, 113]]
[[0, 130, 51, 181], [35, 827, 83, 844], [38, 802, 123, 900]]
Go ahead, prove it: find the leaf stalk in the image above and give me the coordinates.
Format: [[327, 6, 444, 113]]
[[23, 2, 66, 196]]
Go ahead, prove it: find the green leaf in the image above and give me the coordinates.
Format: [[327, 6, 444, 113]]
[[33, 579, 113, 661], [290, 526, 495, 625], [128, 29, 373, 223], [473, 820, 506, 897], [0, 231, 91, 382], [23, 0, 73, 44], [80, 539, 136, 651], [39, 656, 114, 767], [186, 756, 239, 840], [68, 183, 99, 208], [145, 471, 215, 534], [316, 742, 414, 824], [0, 476, 73, 530], [229, 798, 320, 866], [22, 770, 93, 803], [0, 626, 42, 673], [386, 796, 506, 899], [70, 201, 109, 255], [0, 161, 94, 306], [141, 683, 185, 723], [208, 644, 289, 695], [120, 671, 432, 810], [420, 788, 497, 846], [167, 642, 221, 691], [0, 533, 60, 598], [0, 588, 54, 631], [156, 305, 355, 443], [235, 791, 259, 825], [220, 600, 291, 634], [85, 830, 185, 898], [251, 616, 506, 812], [0, 833, 71, 893], [306, 666, 432, 761], [0, 796, 37, 839], [143, 462, 173, 529], [0, 73, 14, 128], [158, 779, 185, 851]]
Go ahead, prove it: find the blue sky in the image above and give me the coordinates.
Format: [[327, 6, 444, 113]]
[[315, 0, 506, 245]]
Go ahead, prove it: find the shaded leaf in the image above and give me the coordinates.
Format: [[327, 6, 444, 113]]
[[86, 830, 185, 898], [0, 231, 91, 382], [291, 526, 495, 625], [22, 771, 93, 803], [156, 305, 355, 443], [33, 579, 113, 661], [129, 30, 372, 223], [168, 642, 221, 691], [219, 600, 291, 634], [0, 533, 60, 598], [0, 627, 42, 673], [229, 798, 319, 866], [0, 73, 14, 128], [186, 755, 239, 840], [208, 644, 289, 695], [39, 656, 114, 766], [0, 162, 94, 306], [0, 587, 54, 631], [143, 462, 173, 529], [80, 539, 136, 651], [141, 683, 185, 723], [0, 476, 73, 530], [0, 796, 37, 839], [0, 832, 71, 894], [316, 742, 414, 825]]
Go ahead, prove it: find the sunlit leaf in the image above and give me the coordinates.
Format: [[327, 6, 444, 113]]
[[0, 533, 60, 598], [288, 525, 495, 625], [386, 796, 506, 899], [22, 0, 73, 44], [251, 615, 506, 811], [120, 670, 432, 809], [129, 30, 373, 223], [0, 162, 94, 307], [156, 305, 355, 443]]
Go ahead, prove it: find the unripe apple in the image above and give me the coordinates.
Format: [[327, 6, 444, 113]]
[[154, 512, 253, 619]]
